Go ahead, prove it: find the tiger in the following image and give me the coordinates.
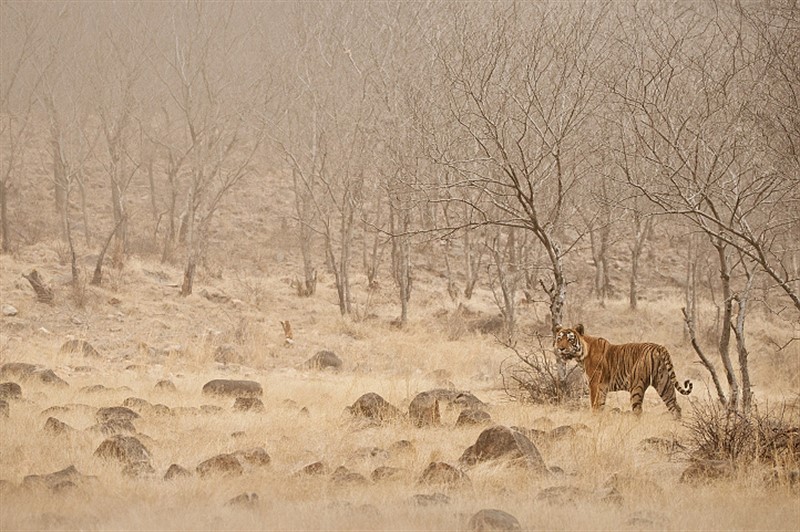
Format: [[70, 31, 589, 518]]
[[554, 324, 692, 418]]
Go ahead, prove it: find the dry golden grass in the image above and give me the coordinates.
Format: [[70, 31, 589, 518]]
[[1, 248, 799, 531]]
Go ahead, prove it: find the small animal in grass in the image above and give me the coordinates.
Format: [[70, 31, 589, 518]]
[[554, 324, 692, 418], [280, 320, 294, 347]]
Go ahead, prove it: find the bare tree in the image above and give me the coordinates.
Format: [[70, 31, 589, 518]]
[[0, 3, 41, 252], [270, 3, 374, 315], [149, 2, 265, 296], [609, 2, 799, 409], [89, 5, 148, 258], [423, 1, 609, 353]]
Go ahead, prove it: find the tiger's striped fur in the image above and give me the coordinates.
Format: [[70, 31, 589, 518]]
[[554, 324, 692, 418]]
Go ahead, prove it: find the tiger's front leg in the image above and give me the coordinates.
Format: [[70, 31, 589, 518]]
[[589, 380, 607, 411]]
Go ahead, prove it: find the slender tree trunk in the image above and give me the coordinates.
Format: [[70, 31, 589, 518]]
[[180, 181, 197, 296], [53, 145, 68, 240], [682, 307, 728, 406], [0, 182, 9, 253], [463, 229, 481, 299], [390, 201, 412, 325], [91, 215, 126, 286], [715, 240, 739, 410], [629, 216, 651, 310], [732, 270, 754, 412]]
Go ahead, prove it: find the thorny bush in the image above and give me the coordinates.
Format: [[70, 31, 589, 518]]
[[685, 399, 800, 468], [500, 333, 586, 405]]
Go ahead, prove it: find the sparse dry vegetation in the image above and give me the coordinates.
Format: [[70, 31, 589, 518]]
[[1, 0, 799, 530]]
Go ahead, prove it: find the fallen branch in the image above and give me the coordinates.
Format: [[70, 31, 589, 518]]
[[22, 269, 54, 304]]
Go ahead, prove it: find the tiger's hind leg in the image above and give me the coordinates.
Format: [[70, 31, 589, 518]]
[[630, 379, 646, 415], [654, 369, 682, 419]]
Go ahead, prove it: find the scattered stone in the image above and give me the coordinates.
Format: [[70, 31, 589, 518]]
[[43, 417, 75, 435], [202, 379, 263, 398], [456, 409, 492, 427], [196, 454, 244, 478], [626, 510, 671, 528], [371, 466, 407, 482], [122, 397, 152, 411], [305, 350, 343, 371], [171, 406, 201, 416], [603, 472, 663, 497], [32, 369, 69, 387], [536, 485, 590, 505], [418, 462, 470, 488], [23, 465, 85, 491], [0, 382, 22, 401], [547, 424, 589, 441], [227, 492, 259, 508], [2, 304, 18, 316], [459, 425, 547, 472], [1, 363, 70, 387], [231, 431, 246, 439], [214, 344, 243, 365], [122, 460, 156, 478], [41, 404, 97, 417], [96, 406, 140, 424], [200, 404, 224, 415], [164, 464, 193, 480], [0, 399, 7, 417], [411, 492, 451, 506], [638, 436, 686, 453], [59, 339, 102, 358], [0, 362, 37, 379], [467, 509, 522, 531], [201, 289, 231, 304], [680, 460, 734, 483], [510, 426, 549, 444], [89, 418, 137, 436], [154, 380, 177, 392], [81, 384, 110, 394], [94, 435, 152, 467], [233, 447, 271, 468], [389, 440, 416, 455], [234, 397, 265, 412], [331, 466, 369, 485], [409, 391, 440, 427], [346, 393, 402, 422], [427, 389, 487, 410], [298, 461, 329, 476], [51, 480, 77, 493], [352, 446, 390, 461], [149, 404, 172, 416]]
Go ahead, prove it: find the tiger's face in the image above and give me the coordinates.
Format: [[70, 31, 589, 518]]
[[554, 324, 585, 361]]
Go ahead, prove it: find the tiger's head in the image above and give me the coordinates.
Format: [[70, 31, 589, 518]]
[[554, 324, 586, 361]]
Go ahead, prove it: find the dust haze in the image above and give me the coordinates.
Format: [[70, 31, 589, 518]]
[[1, 1, 798, 530]]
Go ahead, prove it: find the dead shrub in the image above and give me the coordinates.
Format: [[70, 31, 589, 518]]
[[685, 400, 800, 468], [500, 333, 586, 405]]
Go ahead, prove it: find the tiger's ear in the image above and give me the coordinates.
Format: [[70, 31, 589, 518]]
[[574, 324, 585, 335], [554, 324, 563, 334]]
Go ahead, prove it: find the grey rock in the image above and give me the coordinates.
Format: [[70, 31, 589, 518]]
[[202, 379, 263, 398], [467, 509, 522, 531]]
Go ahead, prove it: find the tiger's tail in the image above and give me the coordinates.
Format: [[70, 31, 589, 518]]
[[669, 361, 692, 395], [659, 346, 692, 396]]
